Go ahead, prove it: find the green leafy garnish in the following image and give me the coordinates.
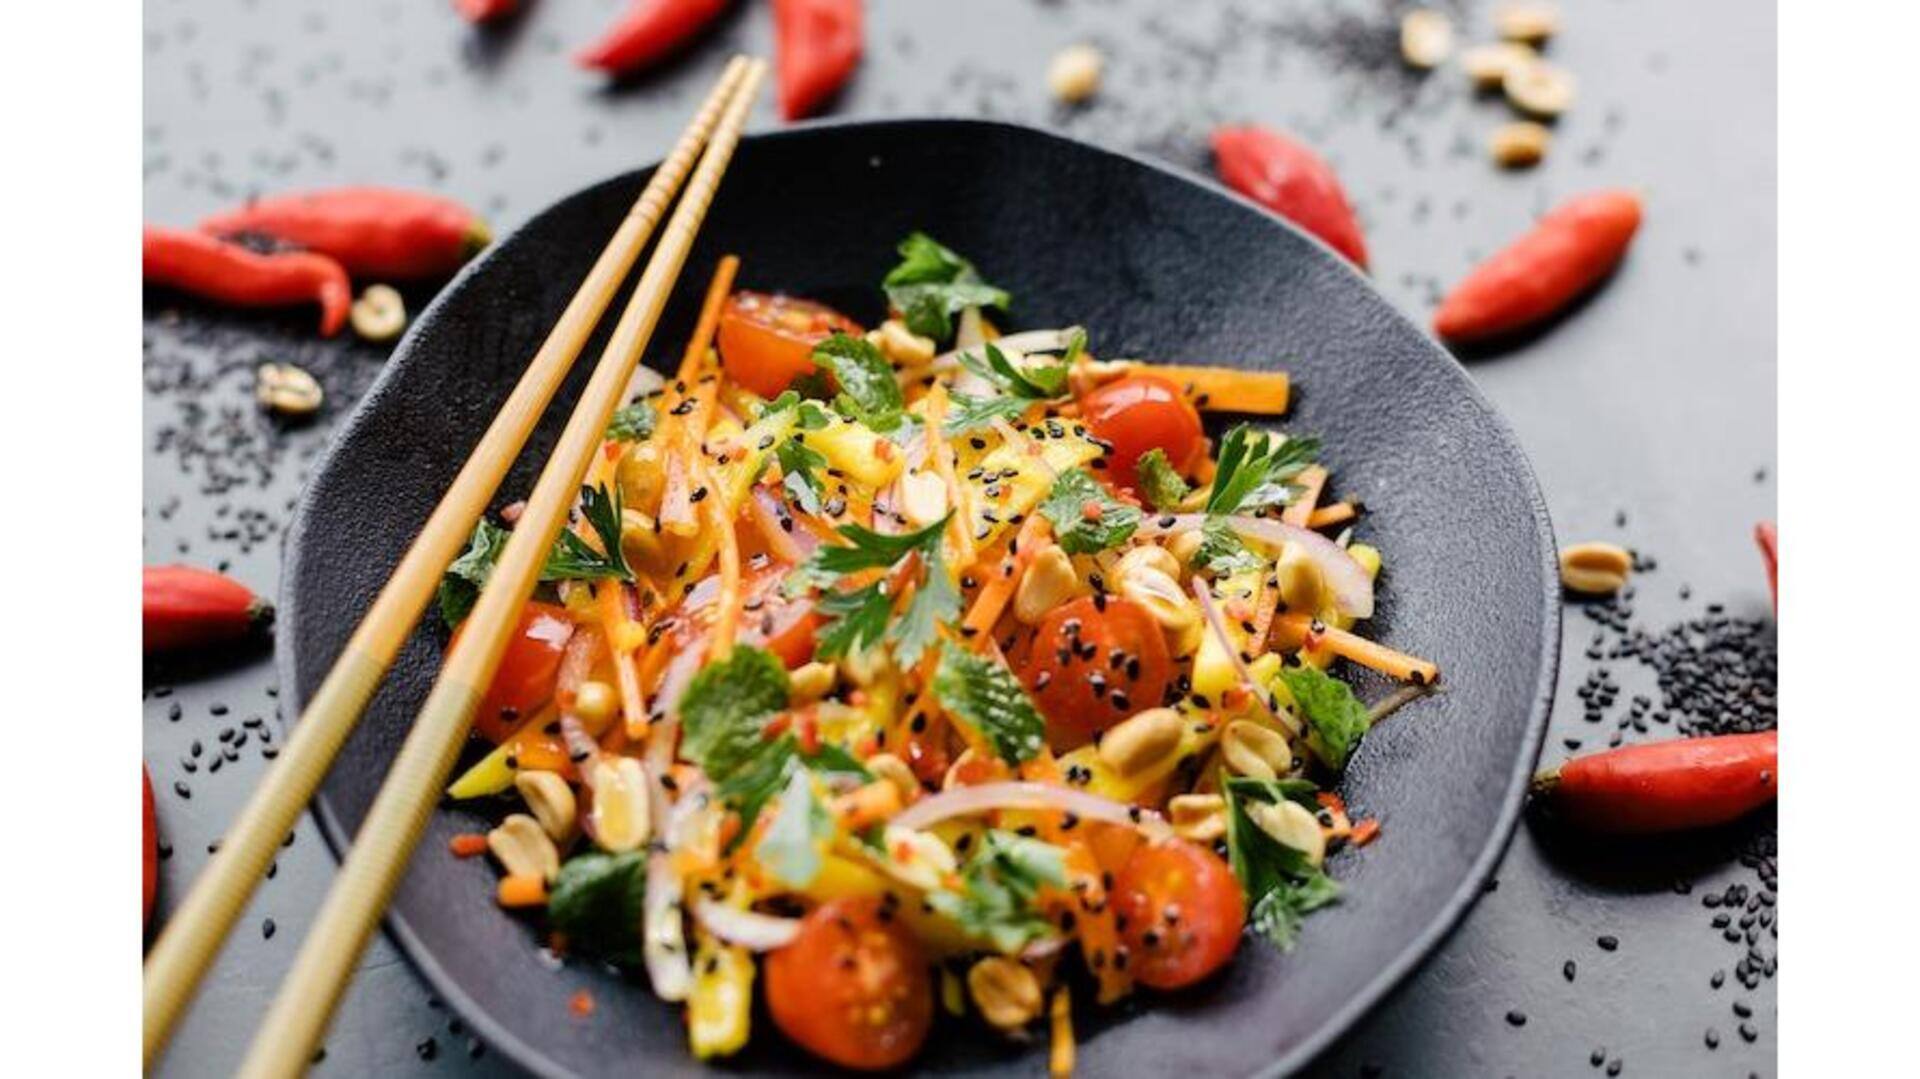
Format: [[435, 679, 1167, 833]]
[[932, 647, 1046, 766], [797, 515, 959, 666], [814, 581, 898, 660], [756, 768, 832, 888], [889, 548, 960, 667], [811, 333, 906, 431], [606, 401, 657, 442], [1224, 777, 1340, 952], [717, 734, 869, 843], [959, 342, 1070, 401], [678, 646, 790, 781], [1195, 517, 1265, 576], [943, 392, 1032, 436], [542, 483, 634, 583], [1206, 424, 1321, 516], [1137, 448, 1192, 512], [926, 830, 1067, 954], [1276, 664, 1372, 772], [776, 436, 829, 515], [882, 232, 1011, 342], [1039, 468, 1141, 555], [548, 851, 649, 965], [437, 518, 512, 627]]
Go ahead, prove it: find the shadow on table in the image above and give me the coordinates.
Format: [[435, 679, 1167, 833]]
[[1524, 803, 1776, 896]]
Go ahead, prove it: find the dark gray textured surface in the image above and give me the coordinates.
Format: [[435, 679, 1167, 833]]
[[143, 1, 1776, 1075]]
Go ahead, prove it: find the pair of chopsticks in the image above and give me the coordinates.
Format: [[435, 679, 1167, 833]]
[[142, 56, 768, 1075]]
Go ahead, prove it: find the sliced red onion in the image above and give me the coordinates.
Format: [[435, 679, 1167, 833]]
[[890, 781, 1169, 840], [1142, 514, 1374, 620], [1191, 577, 1299, 737], [691, 898, 802, 952], [641, 774, 706, 1002], [1020, 934, 1071, 961]]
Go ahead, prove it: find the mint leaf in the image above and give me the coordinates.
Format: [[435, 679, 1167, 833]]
[[1039, 468, 1141, 555], [812, 333, 905, 431], [1137, 448, 1192, 512], [438, 518, 511, 627], [717, 735, 871, 844], [1195, 517, 1265, 576], [1206, 425, 1321, 516], [1276, 664, 1372, 771], [944, 391, 1031, 436], [932, 647, 1046, 766], [756, 768, 830, 888], [548, 851, 649, 965], [926, 830, 1067, 954], [678, 646, 790, 781], [1223, 777, 1340, 953], [543, 483, 634, 583], [882, 233, 1011, 342], [606, 401, 657, 442]]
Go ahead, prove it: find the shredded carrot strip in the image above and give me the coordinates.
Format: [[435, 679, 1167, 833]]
[[497, 875, 548, 908], [1138, 363, 1290, 415], [705, 460, 743, 662], [1306, 501, 1357, 530], [1350, 818, 1381, 847], [1271, 613, 1440, 685], [830, 780, 903, 832], [1281, 465, 1328, 528], [1049, 987, 1076, 1077], [448, 834, 489, 858], [677, 255, 739, 385], [961, 514, 1052, 640]]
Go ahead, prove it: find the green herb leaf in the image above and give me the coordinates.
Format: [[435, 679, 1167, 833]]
[[548, 850, 649, 965], [932, 647, 1046, 766], [1039, 468, 1142, 555], [1206, 425, 1322, 516], [882, 233, 1011, 342], [606, 401, 657, 442], [891, 548, 960, 667], [1137, 448, 1192, 512], [810, 516, 950, 576], [1195, 517, 1265, 576], [1276, 664, 1373, 772], [1223, 777, 1340, 952], [438, 518, 512, 627], [776, 435, 830, 515], [925, 830, 1067, 954], [755, 768, 831, 888], [716, 735, 872, 844], [813, 580, 896, 660], [959, 342, 1069, 401], [944, 391, 1032, 436], [678, 646, 790, 781], [812, 333, 906, 431], [542, 483, 634, 583]]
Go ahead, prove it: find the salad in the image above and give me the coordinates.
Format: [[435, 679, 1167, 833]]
[[438, 233, 1439, 1072]]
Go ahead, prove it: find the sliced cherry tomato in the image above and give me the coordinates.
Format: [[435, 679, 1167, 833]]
[[716, 291, 863, 399], [766, 897, 933, 1071], [143, 766, 159, 930], [1114, 838, 1245, 990], [1080, 373, 1205, 491], [1018, 596, 1174, 745], [454, 601, 574, 743]]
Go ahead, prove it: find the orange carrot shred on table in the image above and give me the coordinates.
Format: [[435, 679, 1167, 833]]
[[1306, 501, 1358, 530], [568, 989, 597, 1019], [448, 834, 489, 858], [1350, 819, 1382, 847], [497, 874, 548, 908]]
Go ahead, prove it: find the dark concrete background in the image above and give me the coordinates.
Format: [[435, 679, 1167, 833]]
[[142, 0, 1776, 1075]]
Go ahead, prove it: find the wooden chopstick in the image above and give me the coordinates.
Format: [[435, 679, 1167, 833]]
[[140, 56, 753, 1070], [234, 58, 768, 1078]]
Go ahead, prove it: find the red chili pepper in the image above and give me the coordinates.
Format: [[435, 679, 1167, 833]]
[[773, 0, 862, 121], [575, 0, 731, 76], [143, 766, 159, 930], [1533, 731, 1777, 834], [200, 187, 491, 281], [1433, 189, 1642, 343], [143, 226, 351, 337], [1211, 125, 1369, 269], [1754, 521, 1777, 613], [453, 0, 518, 24], [143, 564, 274, 654]]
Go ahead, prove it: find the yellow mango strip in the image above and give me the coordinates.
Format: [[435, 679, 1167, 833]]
[[445, 704, 563, 798], [1049, 986, 1076, 1077], [1136, 363, 1290, 415], [703, 458, 743, 662]]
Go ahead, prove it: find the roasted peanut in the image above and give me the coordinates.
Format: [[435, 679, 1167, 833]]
[[488, 813, 561, 882], [1166, 528, 1205, 568], [572, 680, 619, 733], [882, 825, 957, 892], [864, 752, 920, 804], [1496, 1, 1560, 45], [1221, 720, 1294, 780], [1503, 59, 1575, 118], [874, 319, 937, 367], [1116, 548, 1199, 632], [1246, 798, 1327, 867], [1096, 708, 1186, 777], [1490, 121, 1551, 168], [513, 770, 578, 842], [1047, 44, 1103, 105], [1169, 793, 1227, 843], [256, 362, 323, 416], [350, 283, 407, 343], [789, 661, 837, 705], [1559, 541, 1633, 595], [1461, 41, 1535, 89], [1015, 546, 1084, 625], [968, 957, 1045, 1030], [1400, 10, 1454, 69]]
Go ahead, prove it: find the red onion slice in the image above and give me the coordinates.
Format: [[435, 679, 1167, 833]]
[[889, 781, 1169, 841], [691, 897, 801, 952], [1141, 514, 1374, 620]]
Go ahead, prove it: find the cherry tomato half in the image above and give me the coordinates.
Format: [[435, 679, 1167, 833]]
[[717, 291, 863, 399], [766, 897, 933, 1071], [1080, 373, 1205, 491], [143, 766, 159, 930], [1018, 596, 1174, 745], [1115, 838, 1246, 990], [456, 601, 575, 743]]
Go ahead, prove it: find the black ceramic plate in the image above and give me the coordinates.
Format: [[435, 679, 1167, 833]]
[[279, 119, 1558, 1078]]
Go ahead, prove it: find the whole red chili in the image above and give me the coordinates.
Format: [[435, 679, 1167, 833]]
[[575, 0, 730, 76], [453, 0, 519, 23], [1532, 730, 1777, 834], [143, 565, 274, 654], [144, 766, 159, 930], [200, 187, 492, 281], [1754, 520, 1777, 613], [1433, 189, 1642, 343], [143, 226, 351, 337], [773, 0, 862, 121], [1211, 125, 1369, 269]]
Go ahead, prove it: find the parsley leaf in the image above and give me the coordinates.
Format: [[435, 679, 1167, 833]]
[[1039, 468, 1141, 555], [438, 518, 511, 627], [811, 333, 906, 431], [813, 580, 897, 660], [932, 647, 1046, 766], [606, 401, 657, 442], [959, 342, 1069, 400], [543, 483, 634, 582], [1206, 425, 1322, 516], [943, 391, 1032, 436], [678, 646, 790, 781], [797, 515, 958, 662], [1195, 517, 1265, 576], [776, 435, 829, 515], [548, 850, 649, 965], [1137, 448, 1192, 512], [891, 548, 960, 667], [882, 233, 1011, 342], [1224, 777, 1341, 952], [756, 768, 832, 888], [926, 830, 1067, 954], [811, 516, 951, 576], [1276, 664, 1373, 772]]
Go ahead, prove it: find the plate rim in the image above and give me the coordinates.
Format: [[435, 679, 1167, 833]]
[[277, 115, 1560, 1079]]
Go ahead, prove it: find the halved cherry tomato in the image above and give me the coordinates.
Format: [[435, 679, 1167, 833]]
[[766, 897, 933, 1071], [143, 766, 159, 930], [1017, 596, 1174, 745], [716, 291, 863, 399], [654, 564, 820, 670], [455, 601, 575, 743], [1080, 373, 1205, 491], [1114, 838, 1245, 990]]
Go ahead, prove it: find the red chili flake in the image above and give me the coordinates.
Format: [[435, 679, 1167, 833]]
[[1081, 500, 1105, 521], [569, 989, 596, 1018], [1315, 791, 1348, 815], [448, 833, 490, 858], [1350, 819, 1382, 847]]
